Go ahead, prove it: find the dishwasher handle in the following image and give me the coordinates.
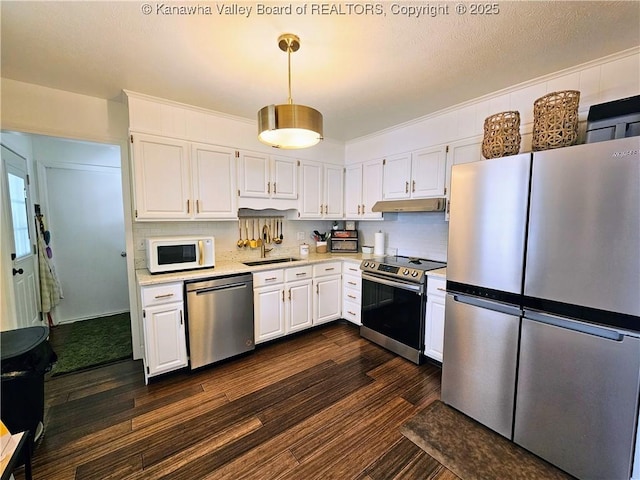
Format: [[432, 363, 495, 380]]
[[524, 309, 625, 341], [192, 282, 249, 295]]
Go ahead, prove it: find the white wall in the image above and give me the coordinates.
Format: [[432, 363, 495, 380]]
[[345, 48, 640, 163]]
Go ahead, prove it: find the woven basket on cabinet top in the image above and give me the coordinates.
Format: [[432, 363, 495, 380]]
[[482, 111, 521, 159], [532, 90, 580, 151]]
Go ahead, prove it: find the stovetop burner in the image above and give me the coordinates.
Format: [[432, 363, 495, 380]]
[[360, 255, 446, 283]]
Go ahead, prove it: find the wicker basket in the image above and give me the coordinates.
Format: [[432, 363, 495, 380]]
[[482, 111, 521, 159], [532, 90, 580, 151]]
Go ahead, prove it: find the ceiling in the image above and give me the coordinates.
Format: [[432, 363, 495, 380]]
[[1, 1, 639, 142]]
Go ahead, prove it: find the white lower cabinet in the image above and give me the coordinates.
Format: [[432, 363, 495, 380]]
[[253, 269, 286, 344], [285, 266, 313, 334], [342, 261, 362, 325], [140, 282, 188, 383], [424, 275, 446, 362], [313, 262, 342, 325]]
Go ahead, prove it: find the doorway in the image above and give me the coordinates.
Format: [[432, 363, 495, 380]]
[[2, 132, 129, 327]]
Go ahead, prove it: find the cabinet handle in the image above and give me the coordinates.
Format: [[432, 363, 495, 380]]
[[446, 200, 451, 214], [405, 181, 409, 193], [437, 287, 446, 292], [324, 205, 328, 214], [288, 289, 291, 300], [316, 284, 319, 294], [180, 310, 183, 325], [348, 310, 356, 316], [282, 290, 285, 302], [348, 281, 357, 286], [325, 267, 335, 271], [267, 182, 271, 194], [412, 180, 416, 193], [347, 294, 356, 299], [187, 199, 190, 213], [296, 272, 307, 277], [357, 205, 361, 215], [348, 268, 357, 272], [196, 199, 200, 213], [265, 277, 278, 282], [361, 204, 365, 214], [154, 293, 174, 299], [273, 182, 277, 194], [320, 204, 323, 214]]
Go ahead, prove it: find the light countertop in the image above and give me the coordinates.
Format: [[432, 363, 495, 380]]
[[137, 253, 446, 286], [426, 267, 447, 279]]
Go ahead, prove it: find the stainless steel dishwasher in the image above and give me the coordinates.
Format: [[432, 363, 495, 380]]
[[185, 273, 254, 369]]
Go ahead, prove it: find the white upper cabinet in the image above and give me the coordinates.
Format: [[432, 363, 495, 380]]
[[444, 136, 484, 220], [131, 133, 237, 220], [345, 159, 383, 219], [238, 151, 297, 200], [298, 161, 343, 219], [383, 146, 446, 200], [191, 143, 237, 219]]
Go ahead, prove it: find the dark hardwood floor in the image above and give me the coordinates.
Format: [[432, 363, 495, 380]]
[[17, 321, 458, 480]]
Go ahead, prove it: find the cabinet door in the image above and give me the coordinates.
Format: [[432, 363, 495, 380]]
[[344, 164, 362, 218], [286, 279, 313, 333], [411, 147, 446, 198], [445, 137, 483, 219], [361, 159, 383, 218], [424, 294, 446, 361], [314, 275, 342, 325], [191, 143, 237, 219], [271, 156, 297, 199], [238, 150, 270, 198], [298, 161, 323, 218], [254, 285, 285, 343], [143, 303, 188, 376], [324, 165, 344, 218], [383, 153, 411, 200], [132, 133, 191, 220]]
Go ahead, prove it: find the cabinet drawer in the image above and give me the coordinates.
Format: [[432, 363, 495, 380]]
[[342, 274, 362, 291], [313, 261, 342, 277], [343, 287, 361, 304], [285, 265, 313, 282], [342, 300, 361, 324], [141, 282, 183, 307], [343, 262, 362, 277], [427, 276, 446, 296], [253, 269, 284, 287]]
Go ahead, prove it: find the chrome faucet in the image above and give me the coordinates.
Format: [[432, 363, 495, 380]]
[[261, 224, 273, 258]]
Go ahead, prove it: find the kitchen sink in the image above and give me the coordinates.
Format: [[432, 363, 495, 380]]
[[243, 257, 301, 267]]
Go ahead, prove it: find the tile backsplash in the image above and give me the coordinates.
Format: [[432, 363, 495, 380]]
[[133, 212, 448, 269]]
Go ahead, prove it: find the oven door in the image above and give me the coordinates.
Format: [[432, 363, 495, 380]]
[[361, 272, 425, 352]]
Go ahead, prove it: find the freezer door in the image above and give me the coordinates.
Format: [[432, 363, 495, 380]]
[[514, 315, 640, 480], [441, 294, 521, 438], [447, 153, 531, 295], [525, 137, 640, 317]]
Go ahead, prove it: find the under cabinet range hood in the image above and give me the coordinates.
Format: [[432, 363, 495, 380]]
[[371, 198, 446, 213]]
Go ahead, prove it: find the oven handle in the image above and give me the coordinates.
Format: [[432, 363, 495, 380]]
[[361, 272, 423, 294]]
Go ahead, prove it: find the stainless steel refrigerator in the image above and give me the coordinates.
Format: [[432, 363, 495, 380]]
[[442, 136, 640, 480]]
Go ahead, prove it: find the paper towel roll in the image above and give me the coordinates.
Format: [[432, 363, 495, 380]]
[[374, 232, 385, 256]]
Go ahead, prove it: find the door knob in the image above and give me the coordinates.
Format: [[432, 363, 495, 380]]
[[12, 268, 24, 276], [120, 252, 127, 257]]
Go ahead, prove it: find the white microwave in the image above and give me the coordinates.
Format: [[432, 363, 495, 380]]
[[146, 236, 215, 274]]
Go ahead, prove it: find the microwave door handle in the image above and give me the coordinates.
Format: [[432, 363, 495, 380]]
[[198, 240, 203, 265]]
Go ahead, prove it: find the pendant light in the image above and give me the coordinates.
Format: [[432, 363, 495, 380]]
[[258, 34, 323, 149]]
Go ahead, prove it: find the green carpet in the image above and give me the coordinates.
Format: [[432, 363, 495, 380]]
[[51, 313, 133, 376]]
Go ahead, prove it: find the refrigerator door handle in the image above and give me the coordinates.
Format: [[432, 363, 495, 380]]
[[451, 294, 522, 317], [524, 309, 625, 341]]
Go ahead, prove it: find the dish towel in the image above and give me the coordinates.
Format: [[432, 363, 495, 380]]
[[38, 234, 63, 315]]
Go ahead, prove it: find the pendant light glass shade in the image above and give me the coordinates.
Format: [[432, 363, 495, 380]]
[[258, 104, 323, 149], [258, 34, 323, 149]]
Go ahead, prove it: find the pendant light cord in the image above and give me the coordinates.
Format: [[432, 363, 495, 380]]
[[286, 39, 293, 105]]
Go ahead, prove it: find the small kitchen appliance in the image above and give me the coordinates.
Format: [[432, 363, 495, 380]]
[[360, 255, 446, 364], [329, 230, 358, 253], [146, 236, 215, 274]]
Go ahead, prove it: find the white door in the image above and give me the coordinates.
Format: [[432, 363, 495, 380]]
[[44, 164, 129, 322], [2, 145, 40, 328]]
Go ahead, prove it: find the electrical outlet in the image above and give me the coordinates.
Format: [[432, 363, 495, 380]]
[[297, 232, 305, 241]]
